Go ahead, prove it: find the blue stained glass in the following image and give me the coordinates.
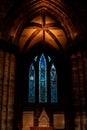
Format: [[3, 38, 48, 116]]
[[39, 54, 47, 103], [34, 56, 38, 62], [48, 56, 51, 62], [29, 63, 35, 103], [50, 63, 57, 103]]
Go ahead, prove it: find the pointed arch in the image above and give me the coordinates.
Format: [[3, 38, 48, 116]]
[[39, 54, 47, 103], [6, 0, 78, 50], [50, 63, 58, 103], [29, 63, 35, 103]]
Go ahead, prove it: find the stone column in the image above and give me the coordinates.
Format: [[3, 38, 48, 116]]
[[7, 54, 16, 130], [0, 50, 4, 129], [1, 52, 10, 130], [70, 53, 81, 130], [0, 40, 18, 130], [77, 52, 86, 130]]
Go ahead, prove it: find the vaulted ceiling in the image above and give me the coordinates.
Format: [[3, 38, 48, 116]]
[[18, 15, 67, 53], [5, 0, 84, 54]]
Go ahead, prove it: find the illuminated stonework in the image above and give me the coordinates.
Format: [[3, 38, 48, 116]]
[[18, 15, 67, 53]]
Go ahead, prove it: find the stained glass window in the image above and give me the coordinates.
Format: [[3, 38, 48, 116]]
[[48, 56, 51, 62], [50, 63, 57, 103], [29, 63, 35, 103], [34, 56, 38, 62], [39, 54, 47, 103], [28, 53, 58, 103]]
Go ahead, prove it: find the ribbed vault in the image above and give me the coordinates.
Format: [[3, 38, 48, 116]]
[[18, 14, 67, 53], [6, 0, 78, 54]]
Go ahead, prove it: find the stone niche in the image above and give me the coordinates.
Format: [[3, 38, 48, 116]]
[[38, 108, 50, 127], [53, 113, 65, 129], [22, 111, 34, 130]]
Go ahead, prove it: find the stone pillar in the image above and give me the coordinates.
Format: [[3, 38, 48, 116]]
[[0, 40, 18, 130], [1, 52, 10, 130], [70, 53, 81, 130], [70, 54, 80, 111], [0, 50, 4, 129], [77, 52, 87, 130], [70, 50, 87, 130], [7, 54, 16, 130]]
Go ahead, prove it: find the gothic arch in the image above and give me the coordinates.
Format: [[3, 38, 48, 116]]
[[4, 0, 80, 54]]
